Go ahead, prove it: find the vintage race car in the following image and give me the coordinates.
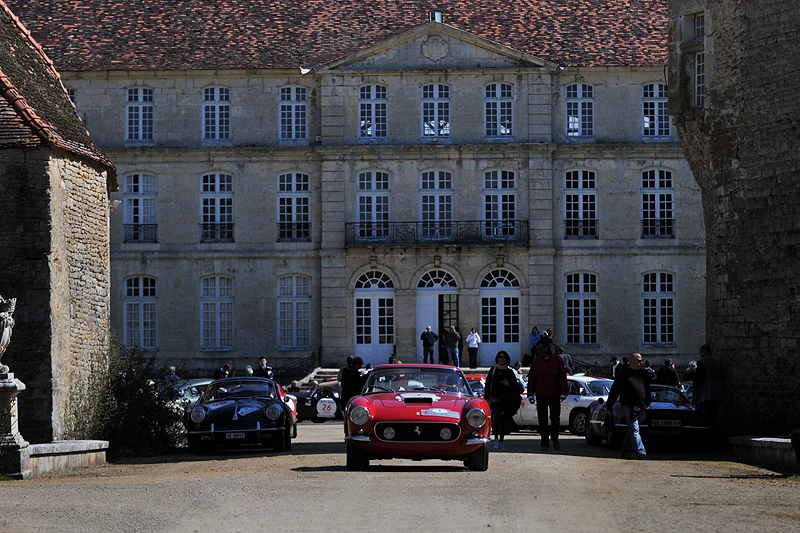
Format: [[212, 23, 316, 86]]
[[344, 364, 491, 471], [187, 377, 295, 454], [585, 384, 709, 449], [511, 374, 613, 435], [276, 383, 298, 437], [295, 384, 341, 421]]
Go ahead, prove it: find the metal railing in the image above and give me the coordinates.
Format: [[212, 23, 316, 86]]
[[200, 222, 235, 243], [277, 222, 311, 242], [641, 219, 675, 238], [345, 220, 528, 247], [273, 347, 322, 382], [123, 224, 158, 243], [564, 219, 598, 239]]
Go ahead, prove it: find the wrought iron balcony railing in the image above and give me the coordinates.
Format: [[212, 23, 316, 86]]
[[641, 219, 675, 238], [277, 222, 311, 242], [200, 222, 235, 243], [345, 220, 528, 247], [564, 219, 598, 239], [123, 224, 158, 243]]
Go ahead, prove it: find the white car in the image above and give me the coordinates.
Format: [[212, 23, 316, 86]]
[[510, 374, 613, 435]]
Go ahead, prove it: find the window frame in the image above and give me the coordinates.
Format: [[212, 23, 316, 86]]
[[484, 83, 513, 138], [642, 271, 676, 346], [126, 87, 154, 142], [564, 169, 598, 239], [565, 83, 594, 138], [278, 275, 312, 350], [200, 173, 234, 243], [203, 87, 231, 141], [483, 170, 517, 239], [277, 172, 311, 242], [123, 173, 158, 243], [357, 171, 391, 240], [279, 86, 308, 141], [421, 84, 451, 139], [565, 272, 598, 345], [124, 276, 157, 350], [359, 84, 388, 140], [201, 275, 235, 350], [641, 169, 675, 239], [642, 83, 670, 138]]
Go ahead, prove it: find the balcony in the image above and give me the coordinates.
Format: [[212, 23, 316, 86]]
[[277, 222, 311, 243], [564, 219, 598, 239], [200, 222, 235, 243], [641, 219, 675, 239], [123, 224, 158, 243], [345, 220, 528, 247]]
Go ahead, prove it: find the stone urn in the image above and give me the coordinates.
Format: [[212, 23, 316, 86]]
[[0, 295, 30, 479]]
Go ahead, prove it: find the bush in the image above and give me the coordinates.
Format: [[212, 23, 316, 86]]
[[65, 335, 184, 459]]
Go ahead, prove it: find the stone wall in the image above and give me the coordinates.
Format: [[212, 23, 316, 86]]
[[669, 0, 800, 434], [0, 147, 110, 443]]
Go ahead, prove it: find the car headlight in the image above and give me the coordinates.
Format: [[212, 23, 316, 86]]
[[266, 404, 283, 420], [190, 407, 206, 424], [349, 405, 370, 426], [466, 407, 487, 428]]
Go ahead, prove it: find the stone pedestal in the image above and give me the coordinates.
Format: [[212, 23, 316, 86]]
[[0, 372, 31, 480]]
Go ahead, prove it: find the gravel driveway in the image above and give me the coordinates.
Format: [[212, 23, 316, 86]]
[[1, 423, 798, 532]]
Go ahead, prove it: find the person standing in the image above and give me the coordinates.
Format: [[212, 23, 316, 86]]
[[484, 351, 520, 451], [607, 352, 651, 460], [253, 356, 274, 379], [656, 358, 679, 387], [610, 356, 620, 378], [164, 366, 180, 385], [340, 356, 368, 406], [466, 328, 481, 368], [527, 337, 568, 451], [682, 361, 698, 382], [445, 326, 461, 367], [420, 326, 439, 364], [693, 345, 725, 436]]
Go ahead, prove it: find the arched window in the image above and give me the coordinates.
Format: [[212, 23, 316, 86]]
[[480, 269, 521, 354], [417, 270, 457, 288], [480, 269, 520, 288], [201, 275, 234, 350], [354, 271, 395, 365], [124, 276, 157, 349], [355, 270, 394, 289]]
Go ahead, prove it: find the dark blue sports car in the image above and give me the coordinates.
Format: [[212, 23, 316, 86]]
[[187, 377, 294, 454]]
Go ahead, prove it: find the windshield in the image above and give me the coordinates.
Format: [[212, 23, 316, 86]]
[[586, 379, 613, 396], [363, 367, 472, 395], [205, 380, 276, 401]]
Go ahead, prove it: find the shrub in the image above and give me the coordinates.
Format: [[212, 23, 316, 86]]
[[64, 334, 184, 459]]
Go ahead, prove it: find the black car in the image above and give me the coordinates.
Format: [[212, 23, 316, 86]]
[[294, 385, 342, 421], [187, 377, 294, 454]]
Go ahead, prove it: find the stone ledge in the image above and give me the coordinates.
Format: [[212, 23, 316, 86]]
[[729, 436, 799, 473], [27, 440, 109, 477]]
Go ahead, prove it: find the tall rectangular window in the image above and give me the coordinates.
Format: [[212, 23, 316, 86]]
[[278, 275, 311, 349], [566, 84, 593, 137], [485, 83, 513, 138], [123, 174, 158, 242], [201, 174, 234, 242], [202, 276, 234, 350], [565, 273, 597, 344], [643, 272, 675, 345], [420, 170, 453, 239], [203, 87, 230, 141], [643, 83, 670, 137], [277, 173, 311, 242], [694, 53, 705, 107], [564, 170, 597, 238], [127, 88, 154, 142], [280, 86, 307, 140], [359, 85, 387, 139], [421, 84, 450, 138], [125, 276, 157, 349], [641, 169, 674, 238], [483, 170, 516, 239], [357, 171, 390, 239]]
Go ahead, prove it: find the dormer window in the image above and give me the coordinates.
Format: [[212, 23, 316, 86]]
[[429, 11, 442, 23]]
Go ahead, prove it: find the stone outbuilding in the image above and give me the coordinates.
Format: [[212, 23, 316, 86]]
[[0, 0, 116, 443]]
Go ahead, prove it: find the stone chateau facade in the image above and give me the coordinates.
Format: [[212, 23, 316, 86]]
[[10, 1, 705, 376]]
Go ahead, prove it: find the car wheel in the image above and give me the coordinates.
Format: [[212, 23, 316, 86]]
[[464, 442, 489, 471], [273, 426, 291, 452], [292, 422, 298, 439], [606, 417, 623, 451], [346, 439, 369, 471], [569, 409, 587, 435], [189, 438, 214, 456], [585, 418, 602, 446]]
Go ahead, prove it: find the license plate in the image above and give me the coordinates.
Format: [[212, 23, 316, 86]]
[[225, 432, 246, 439], [651, 419, 681, 427]]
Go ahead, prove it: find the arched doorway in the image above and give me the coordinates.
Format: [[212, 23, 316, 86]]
[[479, 269, 521, 364], [415, 269, 458, 364], [354, 270, 395, 367]]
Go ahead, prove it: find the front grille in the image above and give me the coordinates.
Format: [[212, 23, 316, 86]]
[[375, 422, 461, 442]]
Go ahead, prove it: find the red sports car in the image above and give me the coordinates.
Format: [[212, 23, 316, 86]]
[[344, 364, 491, 471]]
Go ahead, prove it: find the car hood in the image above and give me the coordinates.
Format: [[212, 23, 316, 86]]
[[368, 391, 471, 418], [203, 397, 272, 418]]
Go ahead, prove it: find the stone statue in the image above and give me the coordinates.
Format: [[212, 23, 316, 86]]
[[0, 296, 16, 374]]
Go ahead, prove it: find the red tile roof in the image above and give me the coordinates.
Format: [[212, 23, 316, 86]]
[[6, 0, 668, 71], [0, 0, 116, 187]]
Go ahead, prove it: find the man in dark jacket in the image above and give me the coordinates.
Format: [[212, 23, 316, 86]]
[[655, 358, 679, 387], [527, 337, 568, 451], [419, 326, 439, 364], [607, 352, 651, 459]]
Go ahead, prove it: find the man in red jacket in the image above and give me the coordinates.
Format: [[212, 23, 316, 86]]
[[527, 337, 568, 451]]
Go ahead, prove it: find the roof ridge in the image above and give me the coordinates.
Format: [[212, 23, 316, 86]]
[[0, 69, 58, 144], [0, 0, 64, 84]]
